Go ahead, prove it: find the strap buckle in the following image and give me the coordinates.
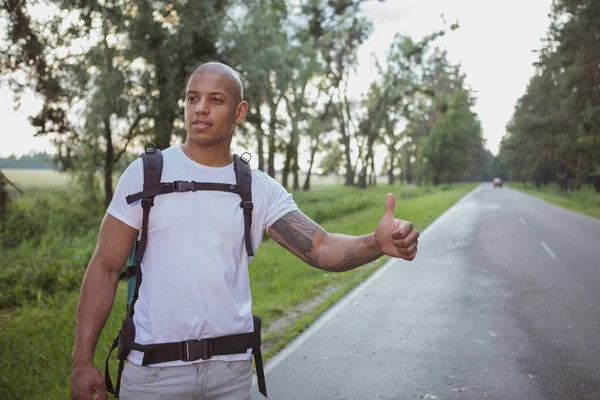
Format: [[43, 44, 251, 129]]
[[180, 339, 213, 362], [141, 198, 154, 208], [173, 181, 194, 192], [241, 201, 254, 212], [202, 339, 213, 360]]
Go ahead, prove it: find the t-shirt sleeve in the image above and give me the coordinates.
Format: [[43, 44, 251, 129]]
[[261, 173, 299, 230], [106, 159, 144, 230]]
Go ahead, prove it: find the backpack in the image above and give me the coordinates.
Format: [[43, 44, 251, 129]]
[[104, 143, 267, 398]]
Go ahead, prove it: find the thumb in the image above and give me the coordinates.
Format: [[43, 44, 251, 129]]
[[384, 193, 396, 218]]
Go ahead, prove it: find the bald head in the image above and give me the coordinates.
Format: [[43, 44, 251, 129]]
[[188, 62, 243, 102], [183, 62, 248, 149]]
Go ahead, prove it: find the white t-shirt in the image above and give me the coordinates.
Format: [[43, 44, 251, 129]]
[[107, 145, 298, 366]]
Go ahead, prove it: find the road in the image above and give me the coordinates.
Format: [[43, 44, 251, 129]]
[[251, 184, 600, 400]]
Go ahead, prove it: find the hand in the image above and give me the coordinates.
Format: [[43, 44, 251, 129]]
[[70, 363, 108, 400], [374, 193, 419, 261]]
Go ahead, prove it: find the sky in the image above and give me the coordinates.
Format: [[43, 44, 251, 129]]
[[0, 0, 554, 158]]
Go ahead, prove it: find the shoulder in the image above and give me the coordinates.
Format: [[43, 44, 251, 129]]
[[249, 169, 296, 204], [152, 145, 192, 176], [160, 145, 180, 156], [118, 144, 178, 184], [250, 169, 275, 181], [124, 145, 178, 174], [120, 157, 143, 182], [250, 169, 283, 190], [158, 145, 182, 164]]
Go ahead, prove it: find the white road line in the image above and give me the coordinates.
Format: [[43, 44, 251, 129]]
[[519, 217, 527, 226], [253, 185, 482, 382], [540, 240, 557, 259]]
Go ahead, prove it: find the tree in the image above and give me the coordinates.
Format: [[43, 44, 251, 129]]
[[72, 2, 151, 207], [497, 0, 600, 191], [123, 1, 229, 149], [1, 1, 231, 205], [222, 0, 371, 188], [353, 26, 457, 188], [0, 170, 23, 217], [465, 146, 494, 182], [420, 89, 482, 185], [299, 1, 371, 191], [399, 47, 467, 185]]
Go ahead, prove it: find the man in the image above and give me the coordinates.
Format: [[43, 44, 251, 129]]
[[70, 62, 419, 400]]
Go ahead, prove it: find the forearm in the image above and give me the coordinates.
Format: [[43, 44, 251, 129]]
[[269, 211, 384, 272], [71, 259, 120, 366], [312, 232, 383, 272]]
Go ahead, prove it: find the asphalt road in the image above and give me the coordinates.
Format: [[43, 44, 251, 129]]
[[251, 184, 600, 400]]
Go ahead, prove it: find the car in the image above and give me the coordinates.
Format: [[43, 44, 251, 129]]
[[492, 178, 503, 188]]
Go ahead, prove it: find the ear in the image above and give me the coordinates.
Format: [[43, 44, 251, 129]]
[[235, 101, 248, 124]]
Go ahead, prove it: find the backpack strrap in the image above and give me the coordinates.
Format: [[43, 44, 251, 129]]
[[104, 143, 267, 398]]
